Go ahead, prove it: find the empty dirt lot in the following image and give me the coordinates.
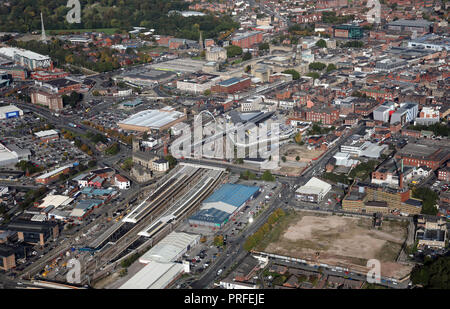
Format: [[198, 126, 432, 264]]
[[281, 143, 325, 163], [260, 211, 413, 279]]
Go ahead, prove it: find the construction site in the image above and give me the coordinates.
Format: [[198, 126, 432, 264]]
[[256, 210, 413, 281]]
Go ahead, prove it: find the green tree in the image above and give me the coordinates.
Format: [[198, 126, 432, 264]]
[[282, 69, 300, 80], [316, 39, 327, 48], [261, 170, 275, 182], [226, 45, 243, 58], [242, 51, 252, 61]]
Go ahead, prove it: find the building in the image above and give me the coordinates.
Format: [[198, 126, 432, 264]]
[[0, 66, 28, 80], [118, 107, 187, 132], [211, 77, 251, 94], [120, 231, 197, 289], [0, 245, 15, 271], [34, 129, 59, 143], [416, 215, 448, 249], [139, 231, 200, 264], [0, 47, 52, 70], [0, 105, 23, 120], [189, 184, 259, 228], [205, 46, 227, 62], [386, 19, 433, 34], [30, 90, 63, 111], [373, 102, 395, 123], [35, 78, 81, 94], [415, 106, 440, 125], [231, 31, 263, 49], [390, 103, 418, 125], [340, 141, 387, 158], [305, 107, 340, 124], [3, 220, 59, 246], [0, 143, 30, 167], [114, 174, 130, 190], [375, 58, 407, 72], [408, 34, 450, 52], [438, 166, 450, 182], [342, 182, 422, 215], [333, 25, 363, 39], [395, 143, 450, 170], [35, 164, 73, 185], [176, 73, 220, 94], [295, 177, 332, 203]]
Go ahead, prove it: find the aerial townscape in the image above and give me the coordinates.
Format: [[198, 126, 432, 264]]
[[0, 0, 449, 293]]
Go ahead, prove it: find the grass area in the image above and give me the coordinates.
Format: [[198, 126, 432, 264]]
[[47, 28, 119, 35]]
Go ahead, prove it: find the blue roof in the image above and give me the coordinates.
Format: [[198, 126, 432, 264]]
[[203, 184, 259, 208], [81, 187, 116, 197], [74, 199, 103, 210], [219, 77, 243, 87], [189, 208, 230, 225]]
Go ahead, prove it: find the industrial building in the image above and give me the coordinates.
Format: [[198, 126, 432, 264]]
[[295, 177, 332, 203], [0, 105, 23, 120], [0, 142, 30, 167], [188, 183, 260, 228], [120, 231, 198, 289], [395, 142, 450, 171], [118, 107, 187, 132], [139, 231, 200, 264]]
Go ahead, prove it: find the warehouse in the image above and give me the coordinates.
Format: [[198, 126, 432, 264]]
[[34, 129, 59, 143], [295, 177, 332, 203], [120, 260, 186, 289], [120, 230, 196, 289], [139, 231, 200, 264], [0, 105, 23, 120], [189, 184, 260, 228], [118, 107, 187, 132], [0, 142, 30, 167]]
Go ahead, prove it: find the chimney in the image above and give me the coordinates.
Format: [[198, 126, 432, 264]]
[[163, 141, 168, 156], [399, 173, 404, 189]]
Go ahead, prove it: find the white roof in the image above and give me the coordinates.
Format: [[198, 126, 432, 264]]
[[119, 109, 184, 129], [0, 47, 50, 61], [38, 194, 73, 209], [69, 208, 86, 218], [139, 231, 200, 263], [120, 261, 184, 289], [34, 129, 59, 138], [36, 164, 73, 180], [0, 105, 22, 114], [201, 201, 238, 214], [296, 177, 332, 195]]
